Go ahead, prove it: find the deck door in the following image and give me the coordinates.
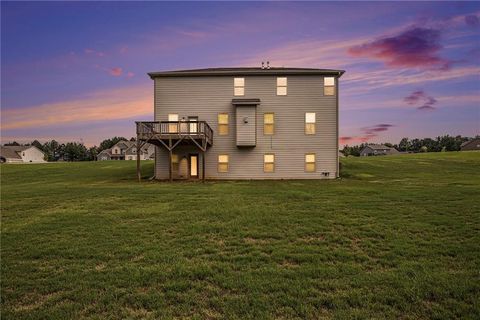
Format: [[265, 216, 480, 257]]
[[190, 155, 199, 178], [188, 116, 198, 133], [168, 114, 178, 133]]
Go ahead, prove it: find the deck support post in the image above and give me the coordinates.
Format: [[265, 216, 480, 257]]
[[202, 150, 206, 182], [168, 138, 173, 182], [136, 140, 141, 182]]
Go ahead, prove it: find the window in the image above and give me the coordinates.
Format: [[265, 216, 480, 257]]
[[171, 154, 179, 172], [168, 114, 178, 133], [305, 112, 316, 135], [305, 154, 316, 172], [264, 113, 275, 135], [218, 113, 229, 135], [234, 77, 245, 96], [324, 77, 335, 96], [218, 154, 229, 172], [264, 154, 275, 173], [277, 77, 287, 95]]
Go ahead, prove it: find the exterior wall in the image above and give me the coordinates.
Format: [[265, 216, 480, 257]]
[[360, 147, 374, 156], [20, 147, 46, 163], [154, 75, 338, 179], [111, 146, 122, 155]]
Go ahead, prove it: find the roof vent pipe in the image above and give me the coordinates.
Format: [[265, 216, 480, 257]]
[[261, 61, 265, 69], [267, 61, 270, 69]]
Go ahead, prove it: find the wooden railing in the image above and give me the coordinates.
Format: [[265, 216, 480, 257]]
[[136, 121, 213, 145]]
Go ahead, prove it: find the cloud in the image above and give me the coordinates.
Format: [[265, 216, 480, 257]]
[[404, 90, 437, 110], [1, 85, 152, 130], [109, 67, 123, 76], [84, 48, 105, 57], [465, 15, 480, 27], [340, 124, 395, 144], [348, 27, 450, 70]]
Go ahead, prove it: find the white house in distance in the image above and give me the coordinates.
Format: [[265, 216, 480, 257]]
[[360, 144, 399, 156], [97, 140, 155, 161], [0, 146, 46, 163]]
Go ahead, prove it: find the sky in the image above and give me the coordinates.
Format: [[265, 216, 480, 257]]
[[1, 1, 479, 147]]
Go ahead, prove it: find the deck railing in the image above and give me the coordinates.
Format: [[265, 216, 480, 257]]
[[136, 121, 213, 145]]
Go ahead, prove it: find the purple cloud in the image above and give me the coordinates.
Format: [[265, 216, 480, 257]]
[[404, 90, 437, 110], [465, 15, 479, 27], [348, 27, 450, 70]]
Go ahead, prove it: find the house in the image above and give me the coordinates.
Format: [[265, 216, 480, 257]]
[[97, 140, 154, 160], [460, 138, 480, 151], [136, 66, 345, 180], [360, 144, 399, 156], [0, 146, 46, 163]]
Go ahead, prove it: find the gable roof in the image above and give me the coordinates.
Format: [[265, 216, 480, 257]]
[[365, 144, 394, 150], [461, 137, 480, 149], [0, 146, 23, 159], [149, 67, 345, 79]]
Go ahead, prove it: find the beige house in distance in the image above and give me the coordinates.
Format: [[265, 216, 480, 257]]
[[136, 66, 344, 181], [97, 140, 154, 161], [0, 146, 46, 163]]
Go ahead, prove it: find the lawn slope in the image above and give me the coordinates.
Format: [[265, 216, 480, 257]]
[[1, 152, 479, 319]]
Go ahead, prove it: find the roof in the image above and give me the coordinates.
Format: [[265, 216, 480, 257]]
[[461, 137, 480, 149], [0, 146, 22, 159], [2, 145, 30, 152], [365, 144, 394, 150], [148, 67, 345, 79]]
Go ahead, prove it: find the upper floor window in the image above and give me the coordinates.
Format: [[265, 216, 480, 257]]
[[234, 77, 245, 96], [305, 154, 316, 172], [264, 113, 275, 135], [218, 113, 229, 135], [277, 77, 287, 96], [305, 112, 316, 135], [168, 114, 179, 133], [324, 77, 335, 96], [264, 154, 275, 173], [218, 154, 229, 172]]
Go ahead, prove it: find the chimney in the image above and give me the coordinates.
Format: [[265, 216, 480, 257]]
[[261, 61, 265, 69], [267, 61, 270, 69]]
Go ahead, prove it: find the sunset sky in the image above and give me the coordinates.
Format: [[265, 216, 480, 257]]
[[1, 1, 479, 146]]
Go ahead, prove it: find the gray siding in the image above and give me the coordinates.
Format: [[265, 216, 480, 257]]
[[154, 75, 338, 179], [236, 106, 257, 146]]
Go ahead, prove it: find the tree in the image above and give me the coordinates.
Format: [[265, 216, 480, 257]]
[[63, 142, 88, 161], [420, 146, 428, 153], [4, 141, 20, 146], [31, 140, 44, 151], [87, 146, 99, 161]]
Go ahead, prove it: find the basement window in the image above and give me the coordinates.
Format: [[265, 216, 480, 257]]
[[218, 113, 229, 135], [276, 77, 287, 96], [234, 77, 245, 96], [305, 112, 316, 135], [305, 154, 316, 172], [264, 113, 274, 135], [218, 154, 229, 172], [264, 154, 275, 173], [324, 77, 335, 96]]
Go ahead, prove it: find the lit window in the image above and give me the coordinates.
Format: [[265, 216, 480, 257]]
[[264, 154, 275, 173], [234, 77, 245, 96], [277, 77, 287, 95], [324, 77, 335, 96], [218, 113, 229, 135], [168, 114, 178, 133], [264, 113, 274, 135], [305, 112, 316, 135], [171, 154, 179, 172], [218, 154, 229, 172], [305, 154, 316, 172]]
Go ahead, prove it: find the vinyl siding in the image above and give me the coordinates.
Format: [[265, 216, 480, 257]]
[[154, 75, 338, 179], [236, 106, 257, 146]]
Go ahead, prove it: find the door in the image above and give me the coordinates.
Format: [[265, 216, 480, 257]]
[[188, 116, 198, 133], [190, 154, 198, 178], [168, 114, 178, 133]]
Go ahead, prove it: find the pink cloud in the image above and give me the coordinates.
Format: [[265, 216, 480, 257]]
[[109, 67, 123, 76], [348, 27, 451, 70], [126, 72, 134, 78]]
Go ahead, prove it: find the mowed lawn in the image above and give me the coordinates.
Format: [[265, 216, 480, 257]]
[[1, 152, 479, 319]]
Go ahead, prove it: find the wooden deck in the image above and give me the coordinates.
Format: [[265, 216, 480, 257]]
[[135, 121, 213, 181]]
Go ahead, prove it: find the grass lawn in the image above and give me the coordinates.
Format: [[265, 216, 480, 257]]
[[1, 152, 479, 319]]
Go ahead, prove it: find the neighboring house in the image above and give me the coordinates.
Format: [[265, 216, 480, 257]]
[[460, 138, 480, 151], [0, 146, 46, 163], [360, 144, 399, 156], [97, 140, 154, 160], [136, 66, 345, 180]]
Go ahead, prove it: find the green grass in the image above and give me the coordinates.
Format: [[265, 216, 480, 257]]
[[1, 152, 479, 319]]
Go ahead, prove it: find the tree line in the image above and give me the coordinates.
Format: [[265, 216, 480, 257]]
[[3, 137, 133, 161], [342, 135, 475, 157]]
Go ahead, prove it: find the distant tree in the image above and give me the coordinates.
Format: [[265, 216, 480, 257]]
[[420, 146, 428, 153], [87, 146, 99, 161], [98, 137, 128, 151], [4, 141, 21, 146], [63, 142, 88, 161], [42, 140, 64, 161], [31, 140, 44, 151], [398, 138, 410, 152]]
